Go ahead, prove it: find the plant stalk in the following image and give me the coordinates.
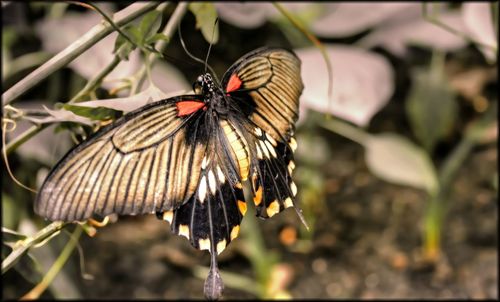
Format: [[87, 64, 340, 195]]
[[2, 2, 160, 106]]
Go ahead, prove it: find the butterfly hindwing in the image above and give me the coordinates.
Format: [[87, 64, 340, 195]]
[[250, 125, 299, 219], [160, 118, 247, 255], [221, 48, 303, 221], [35, 96, 208, 222]]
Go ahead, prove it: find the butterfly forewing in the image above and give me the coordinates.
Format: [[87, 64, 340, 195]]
[[222, 48, 303, 143], [35, 97, 207, 222]]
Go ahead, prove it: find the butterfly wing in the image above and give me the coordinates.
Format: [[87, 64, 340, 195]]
[[35, 96, 208, 222], [221, 48, 305, 222], [221, 47, 302, 143], [157, 117, 247, 255]]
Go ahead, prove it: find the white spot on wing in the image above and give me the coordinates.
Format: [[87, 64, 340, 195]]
[[260, 140, 270, 158], [216, 165, 225, 183], [179, 225, 190, 239], [255, 142, 263, 159], [266, 134, 277, 146], [201, 156, 209, 169], [199, 238, 211, 251], [198, 175, 207, 203], [208, 170, 216, 194], [290, 181, 298, 196], [265, 140, 277, 158], [289, 137, 298, 152]]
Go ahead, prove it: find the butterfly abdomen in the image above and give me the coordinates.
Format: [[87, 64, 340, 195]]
[[220, 120, 250, 181]]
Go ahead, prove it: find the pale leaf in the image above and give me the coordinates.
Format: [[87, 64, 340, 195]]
[[297, 45, 394, 127], [365, 133, 438, 194]]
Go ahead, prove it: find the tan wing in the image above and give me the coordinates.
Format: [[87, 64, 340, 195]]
[[35, 96, 207, 222], [222, 48, 303, 143]]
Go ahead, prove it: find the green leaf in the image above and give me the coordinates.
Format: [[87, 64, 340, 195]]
[[189, 2, 219, 44], [365, 133, 439, 194], [138, 10, 162, 44], [1, 194, 20, 231], [113, 25, 136, 60], [146, 33, 170, 45], [62, 104, 120, 121], [406, 62, 458, 153]]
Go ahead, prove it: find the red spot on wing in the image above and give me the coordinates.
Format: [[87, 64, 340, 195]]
[[226, 74, 242, 93], [176, 101, 205, 116]]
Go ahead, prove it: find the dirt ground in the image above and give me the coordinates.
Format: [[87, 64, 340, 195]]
[[72, 133, 496, 299]]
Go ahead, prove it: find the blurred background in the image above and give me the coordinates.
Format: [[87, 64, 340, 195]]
[[2, 2, 497, 299]]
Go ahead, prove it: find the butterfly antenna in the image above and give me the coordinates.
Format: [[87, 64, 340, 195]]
[[204, 18, 220, 85], [177, 21, 218, 81]]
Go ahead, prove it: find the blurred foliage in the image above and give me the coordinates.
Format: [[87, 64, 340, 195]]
[[2, 1, 498, 300]]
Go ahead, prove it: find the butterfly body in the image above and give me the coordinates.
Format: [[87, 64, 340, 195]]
[[34, 47, 304, 299]]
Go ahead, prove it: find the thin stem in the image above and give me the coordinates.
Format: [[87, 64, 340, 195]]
[[71, 55, 121, 103], [273, 2, 334, 104], [20, 226, 83, 300], [423, 105, 496, 260], [5, 55, 121, 155], [83, 2, 140, 50], [320, 118, 370, 146], [2, 222, 67, 274], [5, 124, 47, 156], [421, 3, 498, 53], [131, 2, 188, 94], [2, 2, 160, 106]]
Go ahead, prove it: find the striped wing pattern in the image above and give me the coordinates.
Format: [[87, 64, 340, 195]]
[[34, 48, 303, 299], [222, 48, 303, 143], [158, 118, 247, 255], [222, 48, 304, 222], [249, 125, 299, 219], [35, 97, 206, 222]]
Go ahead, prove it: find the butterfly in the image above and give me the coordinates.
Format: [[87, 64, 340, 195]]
[[34, 47, 305, 299]]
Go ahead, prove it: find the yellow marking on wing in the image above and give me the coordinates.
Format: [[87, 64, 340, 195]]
[[221, 120, 250, 180], [290, 181, 298, 196], [238, 200, 247, 215], [216, 239, 227, 255], [254, 186, 263, 206], [162, 210, 173, 223], [289, 137, 298, 152], [198, 175, 207, 203], [199, 238, 211, 251], [267, 200, 280, 217], [179, 224, 190, 240], [230, 225, 240, 241]]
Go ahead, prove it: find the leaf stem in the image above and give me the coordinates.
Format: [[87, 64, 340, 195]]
[[320, 118, 370, 146], [273, 2, 334, 104], [131, 2, 188, 94], [2, 2, 160, 106], [4, 54, 121, 155], [20, 226, 83, 300], [421, 3, 498, 53], [2, 221, 68, 274]]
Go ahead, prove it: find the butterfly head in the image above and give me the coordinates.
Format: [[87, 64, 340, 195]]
[[193, 73, 217, 101]]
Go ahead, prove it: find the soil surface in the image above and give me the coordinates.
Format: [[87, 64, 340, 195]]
[[67, 123, 497, 299]]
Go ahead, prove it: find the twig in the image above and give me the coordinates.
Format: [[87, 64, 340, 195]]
[[131, 2, 188, 94], [273, 2, 334, 104], [20, 226, 83, 300], [422, 3, 498, 53], [5, 54, 121, 155], [2, 221, 68, 274], [2, 2, 161, 106]]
